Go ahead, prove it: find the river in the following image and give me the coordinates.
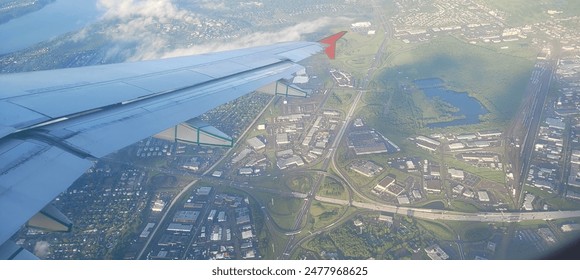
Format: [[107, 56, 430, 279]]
[[0, 0, 100, 54]]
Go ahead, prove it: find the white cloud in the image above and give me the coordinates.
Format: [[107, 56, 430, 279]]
[[198, 0, 228, 11], [159, 17, 349, 59], [95, 0, 350, 61], [34, 241, 50, 259]]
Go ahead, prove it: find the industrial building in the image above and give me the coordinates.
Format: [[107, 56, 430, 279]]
[[477, 191, 490, 202], [173, 210, 200, 224], [374, 176, 396, 193], [448, 168, 465, 180], [246, 137, 266, 150], [350, 160, 383, 177], [277, 155, 305, 170], [348, 130, 389, 155], [167, 223, 194, 233], [425, 244, 449, 260]]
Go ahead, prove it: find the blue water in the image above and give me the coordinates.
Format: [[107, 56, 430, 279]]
[[0, 0, 100, 54], [414, 78, 488, 128]]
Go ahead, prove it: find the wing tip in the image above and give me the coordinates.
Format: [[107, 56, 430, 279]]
[[318, 31, 347, 60]]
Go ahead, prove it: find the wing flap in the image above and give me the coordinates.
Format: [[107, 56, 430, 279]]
[[10, 82, 153, 118], [0, 102, 50, 135], [124, 70, 214, 94], [0, 139, 92, 245], [42, 62, 303, 158]]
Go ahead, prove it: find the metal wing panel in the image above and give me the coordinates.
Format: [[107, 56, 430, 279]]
[[0, 42, 320, 98], [123, 70, 214, 94], [0, 102, 50, 136], [192, 60, 252, 79], [46, 62, 303, 158], [0, 41, 323, 136], [10, 82, 153, 118], [0, 139, 92, 245]]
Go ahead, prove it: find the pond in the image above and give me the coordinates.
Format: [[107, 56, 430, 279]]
[[414, 78, 488, 128], [422, 200, 445, 210]]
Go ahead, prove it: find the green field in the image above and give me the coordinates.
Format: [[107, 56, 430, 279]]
[[377, 36, 534, 128], [250, 191, 303, 230], [286, 174, 313, 193], [307, 201, 348, 231], [333, 31, 386, 76], [450, 200, 481, 213], [317, 176, 349, 200], [416, 219, 455, 241]]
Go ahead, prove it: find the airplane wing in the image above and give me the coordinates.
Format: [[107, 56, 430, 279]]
[[0, 31, 346, 259]]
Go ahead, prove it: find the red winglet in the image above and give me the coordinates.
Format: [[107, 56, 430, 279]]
[[319, 31, 347, 60]]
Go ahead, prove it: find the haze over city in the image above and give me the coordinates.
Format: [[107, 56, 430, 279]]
[[1, 0, 580, 261]]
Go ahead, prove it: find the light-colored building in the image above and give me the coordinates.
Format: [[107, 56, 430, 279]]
[[452, 184, 465, 194], [239, 168, 253, 175], [463, 189, 475, 198], [425, 244, 449, 260], [167, 223, 193, 233], [448, 168, 465, 180], [417, 136, 441, 146], [276, 133, 290, 145], [277, 155, 304, 169], [241, 230, 253, 239], [561, 224, 580, 232], [197, 187, 212, 196], [374, 176, 396, 193], [523, 194, 535, 211], [397, 195, 410, 205], [247, 137, 266, 150], [478, 191, 490, 202], [448, 142, 465, 150], [173, 211, 199, 224], [152, 200, 165, 212], [424, 180, 442, 193]]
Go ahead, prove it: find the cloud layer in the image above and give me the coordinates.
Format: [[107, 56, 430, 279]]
[[96, 0, 349, 60], [160, 17, 346, 59]]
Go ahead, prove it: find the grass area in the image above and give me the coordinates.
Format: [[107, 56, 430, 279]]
[[286, 175, 313, 193], [307, 201, 348, 231], [416, 219, 455, 241], [372, 36, 534, 134], [250, 190, 303, 231], [450, 200, 481, 213], [333, 32, 386, 76], [444, 221, 493, 242], [245, 173, 291, 192], [317, 176, 349, 200], [260, 230, 289, 260], [324, 88, 355, 113], [478, 39, 538, 60]]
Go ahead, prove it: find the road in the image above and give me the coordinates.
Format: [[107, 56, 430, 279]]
[[136, 95, 276, 259], [277, 0, 401, 258], [314, 196, 580, 222]]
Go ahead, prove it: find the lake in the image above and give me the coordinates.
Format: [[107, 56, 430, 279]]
[[0, 0, 100, 54], [414, 78, 488, 128]]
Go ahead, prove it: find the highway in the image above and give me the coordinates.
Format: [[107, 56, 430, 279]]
[[315, 196, 580, 222], [136, 95, 277, 259]]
